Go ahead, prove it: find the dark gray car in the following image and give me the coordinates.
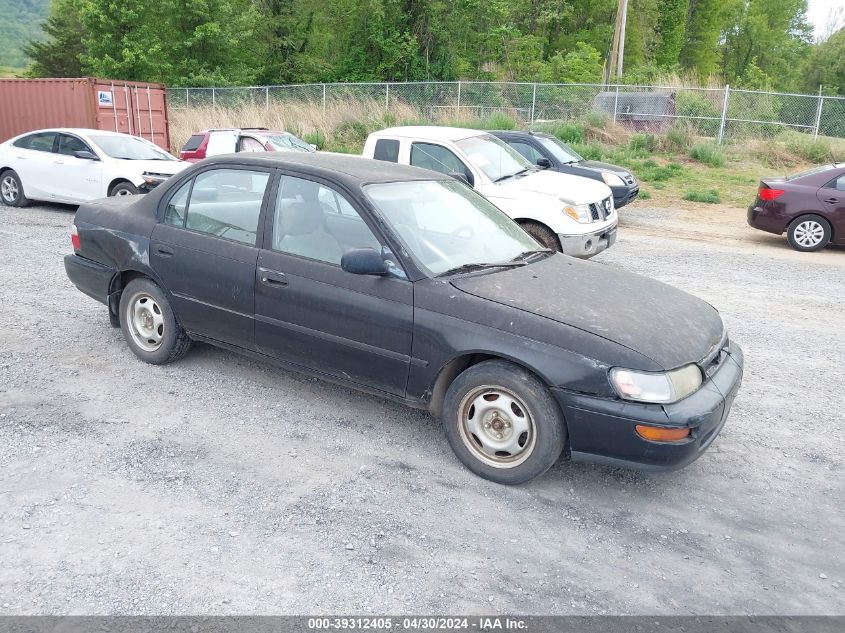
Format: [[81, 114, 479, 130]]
[[491, 130, 640, 208], [64, 153, 740, 484]]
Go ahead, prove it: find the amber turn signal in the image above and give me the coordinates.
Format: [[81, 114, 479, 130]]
[[635, 425, 691, 442]]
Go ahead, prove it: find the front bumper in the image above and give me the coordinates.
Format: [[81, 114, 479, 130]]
[[558, 220, 618, 258], [611, 184, 639, 208], [552, 341, 743, 471]]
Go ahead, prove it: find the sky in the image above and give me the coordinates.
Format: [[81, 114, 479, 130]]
[[806, 0, 845, 39]]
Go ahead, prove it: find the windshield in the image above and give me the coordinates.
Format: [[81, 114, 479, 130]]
[[364, 180, 542, 276], [90, 135, 175, 161], [266, 133, 315, 152], [537, 136, 583, 164], [455, 134, 533, 182]]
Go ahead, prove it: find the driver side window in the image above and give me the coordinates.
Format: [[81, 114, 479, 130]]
[[410, 143, 473, 184]]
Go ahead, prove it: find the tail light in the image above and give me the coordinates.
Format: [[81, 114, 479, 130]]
[[759, 187, 785, 201], [71, 225, 80, 251]]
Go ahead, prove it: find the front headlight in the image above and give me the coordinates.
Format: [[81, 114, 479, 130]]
[[610, 364, 703, 404], [142, 172, 169, 185], [563, 203, 592, 223], [601, 172, 625, 187]]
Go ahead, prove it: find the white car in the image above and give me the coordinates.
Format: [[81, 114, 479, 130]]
[[363, 126, 617, 257], [0, 128, 188, 207]]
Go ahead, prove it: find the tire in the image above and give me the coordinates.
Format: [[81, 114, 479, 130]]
[[786, 214, 831, 252], [109, 181, 139, 197], [119, 278, 191, 364], [520, 221, 560, 251], [442, 360, 566, 485], [0, 170, 30, 207]]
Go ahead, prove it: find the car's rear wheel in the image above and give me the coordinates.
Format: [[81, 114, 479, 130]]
[[0, 170, 30, 207], [787, 214, 831, 252], [109, 181, 139, 197], [119, 278, 191, 364], [442, 360, 566, 484], [519, 221, 560, 251]]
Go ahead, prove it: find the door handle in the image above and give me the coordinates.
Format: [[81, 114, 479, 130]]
[[54, 160, 65, 165], [16, 156, 26, 160], [154, 245, 174, 257], [259, 268, 288, 287], [824, 198, 839, 204]]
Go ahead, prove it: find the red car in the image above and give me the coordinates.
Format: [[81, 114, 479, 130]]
[[748, 163, 845, 251]]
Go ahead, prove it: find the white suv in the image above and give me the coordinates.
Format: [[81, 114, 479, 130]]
[[363, 126, 617, 257]]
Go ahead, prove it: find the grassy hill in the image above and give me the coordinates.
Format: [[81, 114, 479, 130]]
[[0, 0, 49, 70]]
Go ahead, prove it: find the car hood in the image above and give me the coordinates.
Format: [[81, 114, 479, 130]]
[[496, 169, 612, 205], [577, 160, 633, 179], [113, 159, 189, 175], [451, 254, 724, 370]]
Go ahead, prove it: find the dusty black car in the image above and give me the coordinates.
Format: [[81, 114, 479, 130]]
[[490, 130, 640, 208], [64, 153, 742, 484]]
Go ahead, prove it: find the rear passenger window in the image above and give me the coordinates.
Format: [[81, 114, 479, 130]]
[[181, 169, 269, 245], [13, 132, 56, 152], [181, 134, 204, 152], [373, 139, 400, 162]]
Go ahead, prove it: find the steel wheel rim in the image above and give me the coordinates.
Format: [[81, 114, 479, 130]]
[[1, 176, 18, 203], [126, 292, 165, 352], [457, 385, 536, 469], [115, 188, 132, 196], [794, 221, 824, 247]]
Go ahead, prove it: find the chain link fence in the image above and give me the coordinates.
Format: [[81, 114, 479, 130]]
[[168, 81, 845, 143]]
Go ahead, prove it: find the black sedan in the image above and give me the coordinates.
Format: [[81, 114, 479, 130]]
[[65, 153, 741, 484], [490, 130, 640, 208]]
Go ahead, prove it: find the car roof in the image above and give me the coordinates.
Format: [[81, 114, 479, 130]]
[[372, 126, 487, 142], [15, 128, 134, 138], [200, 151, 450, 185]]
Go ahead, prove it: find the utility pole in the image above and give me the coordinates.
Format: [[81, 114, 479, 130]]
[[606, 0, 629, 82]]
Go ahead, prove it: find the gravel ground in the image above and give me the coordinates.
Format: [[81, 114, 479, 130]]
[[0, 201, 843, 615]]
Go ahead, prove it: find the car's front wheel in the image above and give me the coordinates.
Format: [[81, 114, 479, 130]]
[[0, 170, 30, 207], [442, 360, 566, 484], [119, 278, 191, 364], [519, 221, 560, 251], [787, 214, 831, 252], [109, 181, 139, 197]]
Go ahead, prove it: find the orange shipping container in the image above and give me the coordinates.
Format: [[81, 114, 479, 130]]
[[0, 77, 171, 151]]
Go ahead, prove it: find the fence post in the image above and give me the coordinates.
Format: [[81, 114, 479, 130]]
[[385, 83, 390, 110], [813, 86, 824, 139], [265, 87, 270, 111], [212, 87, 216, 109], [322, 84, 327, 111], [530, 83, 537, 123], [457, 81, 462, 116], [717, 85, 730, 144], [613, 84, 620, 123], [185, 88, 189, 109]]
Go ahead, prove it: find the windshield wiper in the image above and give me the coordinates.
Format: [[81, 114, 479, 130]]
[[493, 168, 533, 183], [437, 261, 527, 277], [508, 248, 553, 262]]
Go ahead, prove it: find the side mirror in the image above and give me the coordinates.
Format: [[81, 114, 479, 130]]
[[309, 144, 318, 151], [341, 248, 388, 276], [449, 172, 473, 187], [74, 150, 99, 161], [536, 157, 552, 169]]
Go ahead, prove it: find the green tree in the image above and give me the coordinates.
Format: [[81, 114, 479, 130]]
[[24, 0, 86, 76], [654, 0, 689, 67], [543, 42, 603, 83]]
